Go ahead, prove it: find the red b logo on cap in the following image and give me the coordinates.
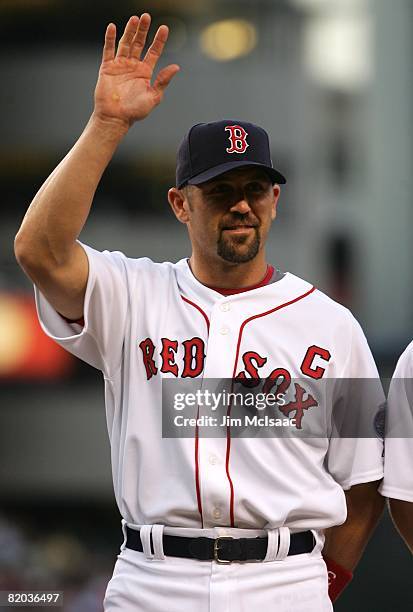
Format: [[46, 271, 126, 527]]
[[225, 125, 249, 154]]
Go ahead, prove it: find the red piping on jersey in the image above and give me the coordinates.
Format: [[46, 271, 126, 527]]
[[194, 407, 202, 525], [181, 294, 210, 528], [181, 295, 210, 332], [226, 285, 317, 527]]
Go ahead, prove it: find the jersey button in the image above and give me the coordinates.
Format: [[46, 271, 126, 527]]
[[220, 303, 230, 312], [220, 326, 229, 335], [209, 454, 219, 465], [213, 507, 222, 519]]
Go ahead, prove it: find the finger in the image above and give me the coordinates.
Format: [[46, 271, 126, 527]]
[[153, 64, 180, 96], [116, 15, 139, 59], [143, 25, 169, 70], [102, 23, 116, 62], [130, 12, 151, 60]]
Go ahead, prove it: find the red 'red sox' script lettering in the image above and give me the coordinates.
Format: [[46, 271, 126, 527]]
[[235, 351, 267, 387], [182, 338, 205, 378], [160, 338, 178, 377], [139, 338, 158, 380], [225, 125, 249, 154], [138, 339, 330, 427], [235, 346, 330, 429], [139, 337, 206, 380]]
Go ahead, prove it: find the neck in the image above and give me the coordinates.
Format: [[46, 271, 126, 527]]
[[189, 251, 269, 289]]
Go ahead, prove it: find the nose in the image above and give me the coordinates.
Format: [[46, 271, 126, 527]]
[[229, 195, 251, 215]]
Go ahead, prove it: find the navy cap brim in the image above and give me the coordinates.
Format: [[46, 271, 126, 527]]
[[185, 160, 287, 187]]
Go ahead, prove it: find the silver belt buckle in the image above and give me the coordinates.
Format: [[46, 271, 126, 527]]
[[213, 535, 234, 564]]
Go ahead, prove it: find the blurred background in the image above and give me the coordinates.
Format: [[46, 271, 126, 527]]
[[1, 0, 412, 609]]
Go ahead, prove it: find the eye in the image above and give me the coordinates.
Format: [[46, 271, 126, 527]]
[[246, 181, 267, 193], [208, 183, 232, 195]]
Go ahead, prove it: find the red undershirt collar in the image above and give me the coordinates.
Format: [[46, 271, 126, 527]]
[[207, 265, 275, 296]]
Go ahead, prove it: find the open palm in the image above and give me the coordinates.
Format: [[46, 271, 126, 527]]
[[94, 14, 180, 127]]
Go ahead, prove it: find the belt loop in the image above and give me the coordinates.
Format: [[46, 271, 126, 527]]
[[263, 529, 279, 562], [151, 525, 166, 560], [140, 525, 154, 559], [120, 519, 128, 552], [310, 529, 324, 555], [275, 527, 290, 560]]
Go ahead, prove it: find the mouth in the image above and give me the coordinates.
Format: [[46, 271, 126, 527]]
[[222, 227, 255, 236], [222, 224, 257, 233]]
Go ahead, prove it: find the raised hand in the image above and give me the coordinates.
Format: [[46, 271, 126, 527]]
[[94, 14, 180, 128]]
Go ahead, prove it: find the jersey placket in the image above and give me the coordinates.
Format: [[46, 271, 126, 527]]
[[197, 297, 241, 528]]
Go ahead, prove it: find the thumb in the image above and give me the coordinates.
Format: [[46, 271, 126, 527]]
[[153, 64, 180, 96]]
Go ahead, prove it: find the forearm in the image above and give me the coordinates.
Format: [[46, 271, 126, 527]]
[[388, 498, 413, 553], [324, 481, 385, 570], [15, 113, 128, 268], [324, 518, 377, 571]]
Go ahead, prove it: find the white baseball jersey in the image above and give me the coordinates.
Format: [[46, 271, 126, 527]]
[[380, 341, 413, 502], [34, 243, 384, 531]]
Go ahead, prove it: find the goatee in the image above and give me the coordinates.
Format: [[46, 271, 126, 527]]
[[217, 228, 260, 263]]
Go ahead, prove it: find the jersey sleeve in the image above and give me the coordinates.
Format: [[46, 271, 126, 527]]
[[379, 344, 413, 501], [34, 242, 130, 377], [325, 314, 385, 490]]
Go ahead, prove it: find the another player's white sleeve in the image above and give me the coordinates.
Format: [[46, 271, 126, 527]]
[[379, 343, 413, 501], [325, 314, 385, 490], [34, 242, 129, 377]]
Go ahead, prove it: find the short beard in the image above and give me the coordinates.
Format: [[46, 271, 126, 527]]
[[217, 228, 260, 263]]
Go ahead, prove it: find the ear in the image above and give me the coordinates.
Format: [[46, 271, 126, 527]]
[[168, 188, 190, 224], [271, 185, 281, 220]]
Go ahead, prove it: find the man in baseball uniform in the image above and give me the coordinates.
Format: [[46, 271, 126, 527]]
[[15, 14, 385, 611], [380, 343, 413, 552]]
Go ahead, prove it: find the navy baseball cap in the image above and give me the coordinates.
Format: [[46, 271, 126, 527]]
[[176, 119, 287, 188]]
